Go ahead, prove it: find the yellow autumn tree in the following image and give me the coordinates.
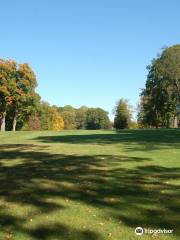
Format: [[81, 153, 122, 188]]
[[49, 107, 64, 130]]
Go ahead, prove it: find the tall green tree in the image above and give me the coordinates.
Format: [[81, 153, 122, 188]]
[[156, 45, 180, 127], [12, 63, 39, 131], [114, 99, 132, 129], [139, 45, 180, 128]]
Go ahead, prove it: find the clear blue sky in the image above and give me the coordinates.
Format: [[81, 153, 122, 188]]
[[1, 0, 180, 120]]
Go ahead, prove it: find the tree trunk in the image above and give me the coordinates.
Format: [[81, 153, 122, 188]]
[[174, 116, 178, 128], [12, 112, 17, 132], [1, 112, 6, 132]]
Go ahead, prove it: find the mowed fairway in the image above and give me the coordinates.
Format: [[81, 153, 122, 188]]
[[0, 129, 180, 240]]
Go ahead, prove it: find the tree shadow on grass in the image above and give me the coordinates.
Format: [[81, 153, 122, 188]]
[[33, 129, 180, 151], [0, 145, 179, 239], [31, 224, 100, 240], [0, 215, 99, 240]]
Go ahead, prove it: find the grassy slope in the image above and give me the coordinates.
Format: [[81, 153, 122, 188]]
[[0, 129, 179, 240]]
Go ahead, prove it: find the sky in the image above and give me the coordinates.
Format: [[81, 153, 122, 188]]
[[1, 0, 180, 120]]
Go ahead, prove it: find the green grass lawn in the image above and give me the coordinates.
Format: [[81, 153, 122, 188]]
[[0, 129, 179, 240]]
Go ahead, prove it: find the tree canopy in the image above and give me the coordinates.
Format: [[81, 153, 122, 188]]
[[0, 59, 39, 131], [86, 108, 111, 130], [138, 45, 180, 128]]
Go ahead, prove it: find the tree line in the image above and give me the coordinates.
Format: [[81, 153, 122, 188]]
[[1, 44, 180, 131], [0, 58, 112, 131], [0, 58, 133, 131], [24, 103, 112, 131]]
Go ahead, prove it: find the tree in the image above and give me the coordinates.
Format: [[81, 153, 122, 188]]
[[0, 59, 17, 131], [156, 45, 180, 127], [139, 45, 180, 128], [26, 115, 41, 130], [39, 102, 64, 130], [48, 107, 64, 130], [75, 106, 88, 129], [86, 108, 110, 130], [114, 99, 132, 129], [38, 102, 52, 130], [58, 105, 76, 129], [0, 59, 39, 131], [11, 63, 39, 131], [25, 102, 64, 131]]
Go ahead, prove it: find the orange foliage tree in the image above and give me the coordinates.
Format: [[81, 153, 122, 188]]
[[0, 60, 17, 131], [0, 59, 39, 131]]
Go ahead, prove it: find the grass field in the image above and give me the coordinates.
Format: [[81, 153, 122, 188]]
[[0, 129, 180, 240]]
